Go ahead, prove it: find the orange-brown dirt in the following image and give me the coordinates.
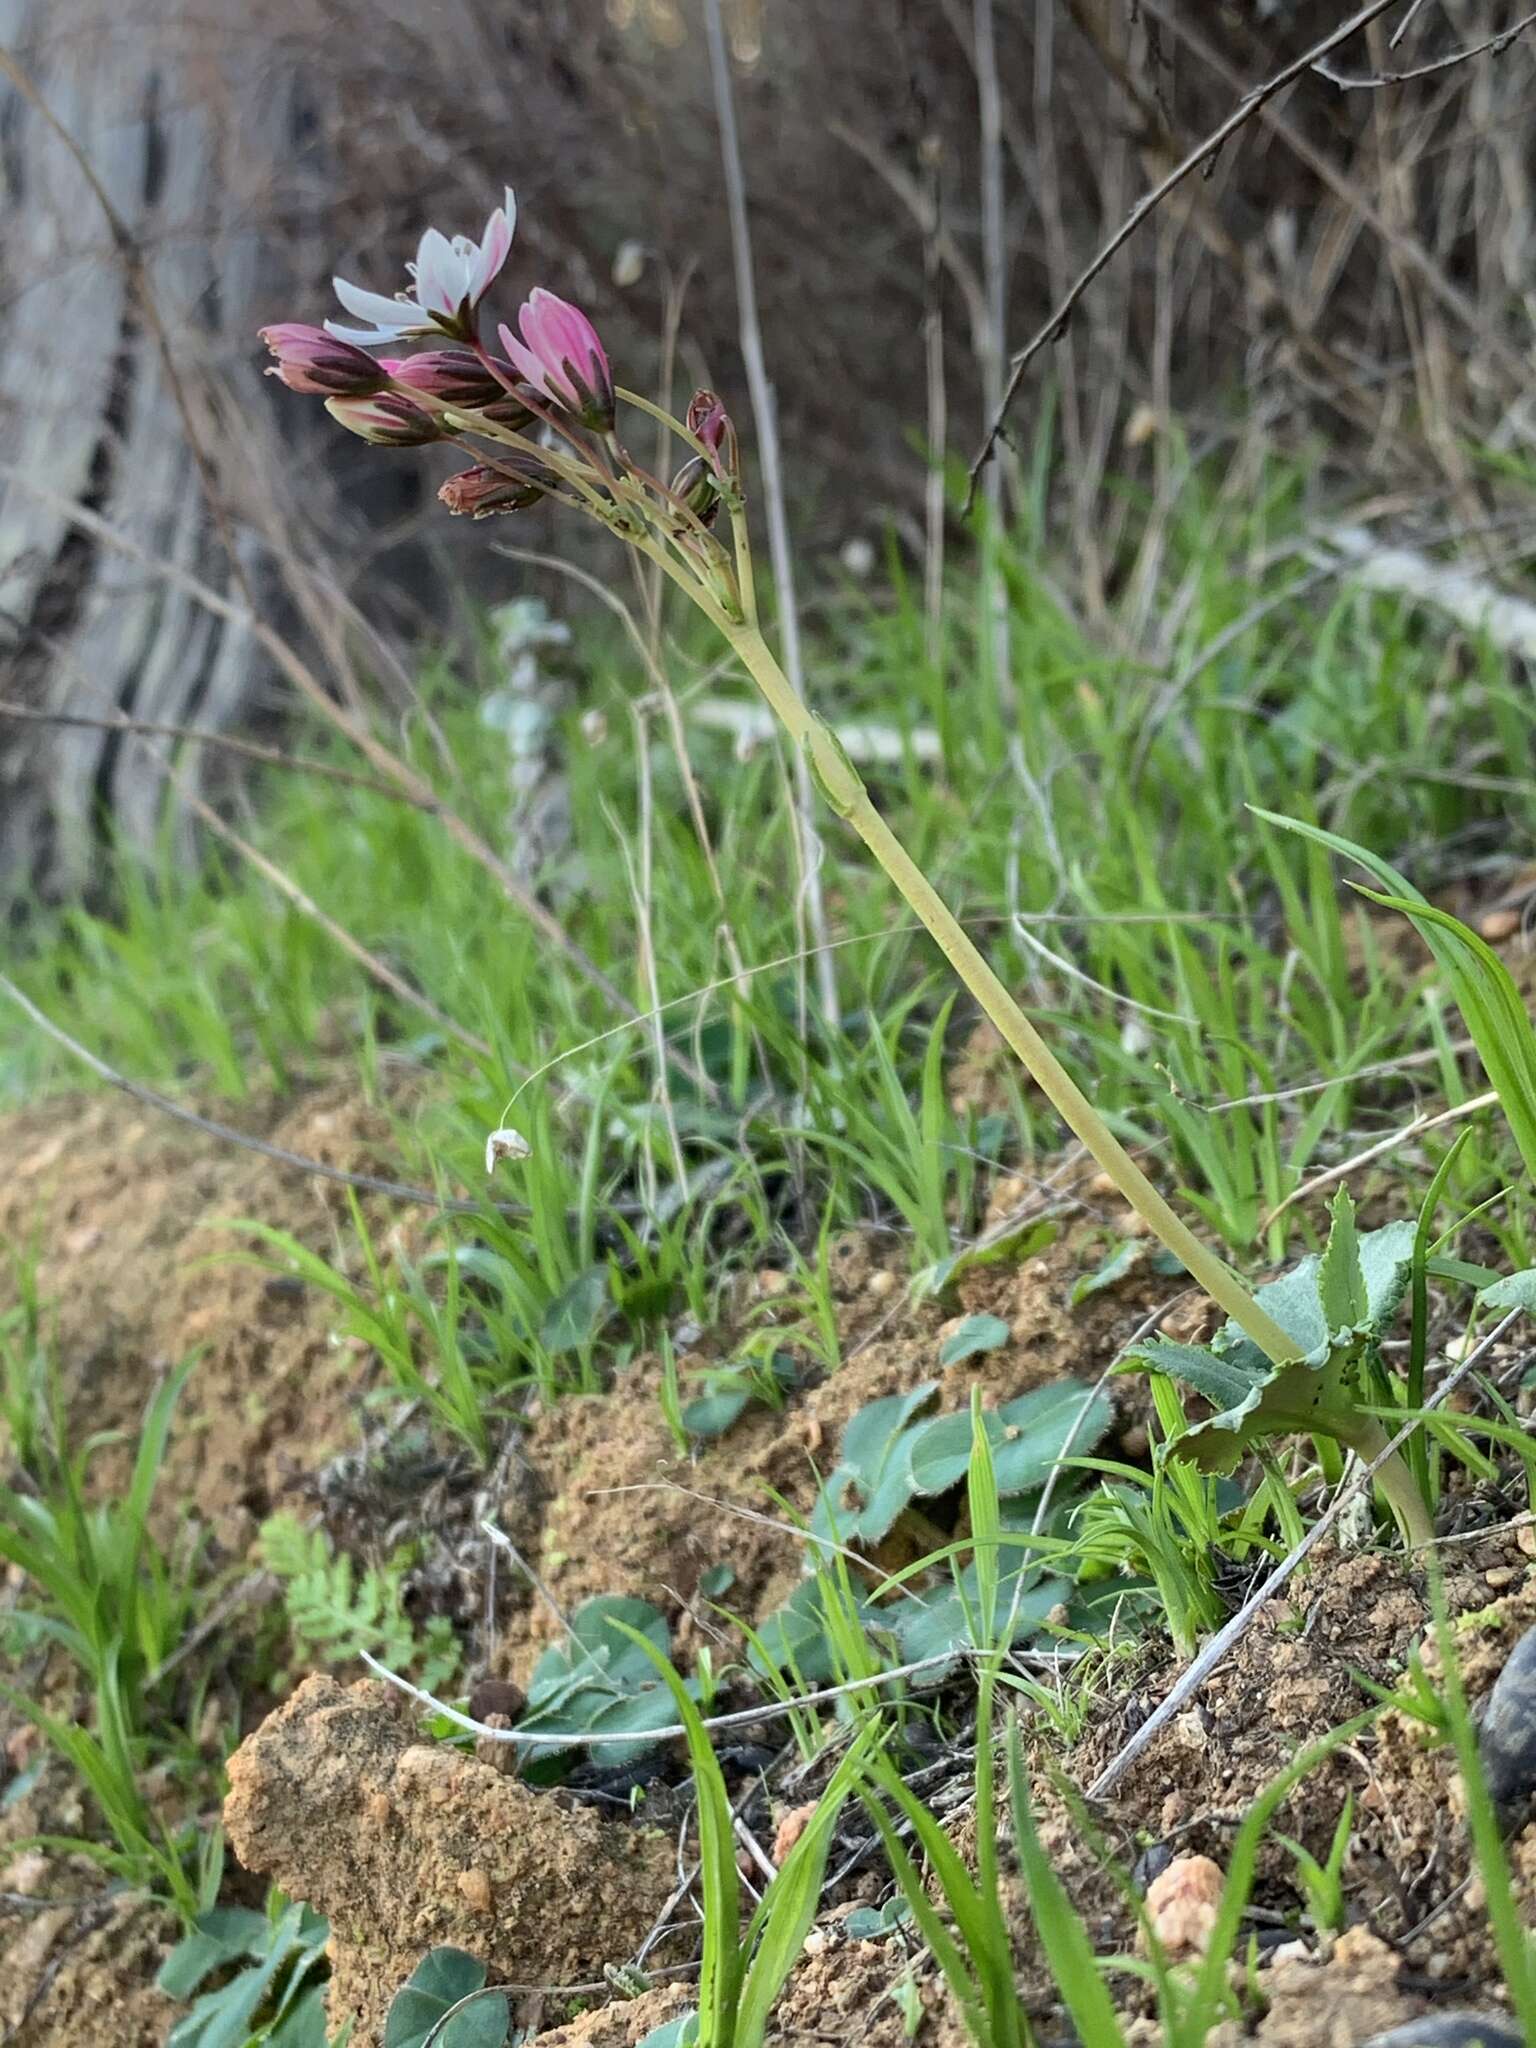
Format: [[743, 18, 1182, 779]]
[[0, 1083, 427, 1549], [2, 1080, 1535, 2047]]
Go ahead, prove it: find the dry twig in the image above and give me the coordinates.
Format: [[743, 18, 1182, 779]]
[[966, 0, 1409, 501]]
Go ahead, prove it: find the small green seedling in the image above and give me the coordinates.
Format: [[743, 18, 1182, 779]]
[[680, 1349, 798, 1438], [842, 1898, 914, 1940], [159, 1895, 333, 2048], [512, 1594, 699, 1772], [937, 1314, 1010, 1367], [1352, 1642, 1451, 1736], [1276, 1791, 1353, 1936], [260, 1513, 460, 1692]]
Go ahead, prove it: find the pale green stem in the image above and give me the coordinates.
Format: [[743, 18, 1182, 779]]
[[1290, 1408, 1434, 1550], [592, 397, 1430, 1543], [723, 619, 1303, 1369]]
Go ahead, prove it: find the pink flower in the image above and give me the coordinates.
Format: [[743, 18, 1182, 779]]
[[324, 393, 443, 446], [327, 188, 517, 347], [259, 324, 386, 396], [498, 289, 614, 431], [438, 459, 550, 518]]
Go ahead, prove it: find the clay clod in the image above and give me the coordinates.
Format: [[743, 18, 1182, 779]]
[[223, 1675, 674, 2045]]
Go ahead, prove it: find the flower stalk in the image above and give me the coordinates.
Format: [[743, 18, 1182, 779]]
[[260, 182, 1432, 1545]]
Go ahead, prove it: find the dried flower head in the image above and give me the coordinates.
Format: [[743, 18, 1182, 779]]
[[485, 1127, 533, 1174], [439, 461, 549, 518]]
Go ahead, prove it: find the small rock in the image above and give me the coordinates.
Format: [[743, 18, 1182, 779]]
[[1476, 1623, 1536, 1824], [1131, 1841, 1174, 1894], [1358, 2016, 1522, 2048], [468, 1680, 527, 1724], [0, 1851, 50, 1896], [1267, 1938, 1313, 1968], [1478, 908, 1522, 942], [457, 1867, 493, 1915], [1173, 1709, 1209, 1751], [1516, 1522, 1536, 1559], [1143, 1853, 1223, 1960], [866, 1269, 898, 1300], [1484, 1566, 1518, 1590], [756, 1268, 790, 1298], [772, 1803, 817, 1866]]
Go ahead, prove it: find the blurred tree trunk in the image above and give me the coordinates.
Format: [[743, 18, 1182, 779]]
[[0, 0, 299, 901]]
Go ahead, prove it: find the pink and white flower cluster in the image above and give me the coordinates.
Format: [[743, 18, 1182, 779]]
[[259, 182, 737, 585], [259, 184, 615, 495]]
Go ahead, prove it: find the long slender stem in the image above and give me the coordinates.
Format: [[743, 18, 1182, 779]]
[[1308, 1411, 1433, 1550], [722, 622, 1304, 1370]]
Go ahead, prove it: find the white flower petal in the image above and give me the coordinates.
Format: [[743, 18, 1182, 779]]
[[332, 276, 416, 327], [323, 318, 402, 346], [468, 193, 516, 305], [485, 1127, 532, 1174], [412, 228, 467, 318]]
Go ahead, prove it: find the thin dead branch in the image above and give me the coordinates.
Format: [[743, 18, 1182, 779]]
[[1315, 8, 1536, 89], [966, 0, 1408, 501]]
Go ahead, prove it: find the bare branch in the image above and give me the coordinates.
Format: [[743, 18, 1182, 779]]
[[0, 700, 411, 805], [965, 0, 1405, 501], [702, 0, 840, 1037], [1315, 8, 1536, 89]]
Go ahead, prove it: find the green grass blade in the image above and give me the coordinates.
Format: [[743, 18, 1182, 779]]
[[1005, 1719, 1125, 2048], [1251, 810, 1536, 1183], [619, 1628, 742, 2046], [736, 1719, 886, 2048]]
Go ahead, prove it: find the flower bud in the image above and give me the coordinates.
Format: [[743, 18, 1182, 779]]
[[479, 388, 538, 430], [386, 350, 518, 407], [259, 323, 387, 396], [668, 454, 722, 528], [324, 392, 443, 446], [499, 290, 616, 433], [687, 390, 738, 479], [438, 459, 549, 517]]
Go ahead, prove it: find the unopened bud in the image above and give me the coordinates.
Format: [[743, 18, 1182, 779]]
[[386, 349, 518, 407], [438, 460, 548, 517], [260, 323, 386, 397], [479, 389, 538, 430], [687, 389, 738, 480], [325, 392, 442, 445], [668, 454, 722, 528]]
